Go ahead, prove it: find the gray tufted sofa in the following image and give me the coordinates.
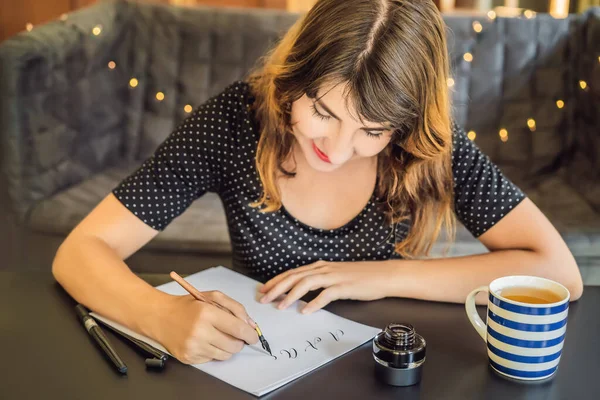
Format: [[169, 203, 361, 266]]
[[0, 1, 599, 281]]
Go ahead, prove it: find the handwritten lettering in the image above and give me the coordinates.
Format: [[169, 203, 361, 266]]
[[329, 329, 344, 341], [280, 348, 298, 359], [304, 337, 322, 352], [271, 328, 345, 361]]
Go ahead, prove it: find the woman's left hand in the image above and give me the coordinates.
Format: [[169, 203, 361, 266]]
[[258, 260, 397, 314]]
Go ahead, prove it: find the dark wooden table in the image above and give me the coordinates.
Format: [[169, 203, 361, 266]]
[[1, 271, 599, 399]]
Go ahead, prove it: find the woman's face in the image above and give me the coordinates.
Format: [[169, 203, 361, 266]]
[[290, 82, 394, 172]]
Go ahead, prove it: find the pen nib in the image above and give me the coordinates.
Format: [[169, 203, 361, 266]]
[[260, 337, 272, 356]]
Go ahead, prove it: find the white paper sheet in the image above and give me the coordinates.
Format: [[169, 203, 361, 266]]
[[91, 266, 381, 396]]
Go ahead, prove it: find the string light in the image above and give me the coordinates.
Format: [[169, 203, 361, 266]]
[[550, 0, 569, 19], [463, 52, 473, 62], [487, 11, 497, 20], [499, 128, 508, 143], [184, 105, 193, 113], [467, 130, 476, 141], [156, 92, 165, 101], [473, 21, 483, 33], [556, 100, 564, 109], [579, 80, 587, 90], [447, 78, 455, 87], [60, 14, 68, 21], [108, 61, 116, 69], [527, 118, 536, 132], [25, 23, 33, 32], [524, 10, 535, 19], [92, 25, 102, 36], [129, 78, 138, 88]]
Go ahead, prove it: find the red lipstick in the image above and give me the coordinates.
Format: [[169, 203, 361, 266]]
[[312, 141, 331, 163]]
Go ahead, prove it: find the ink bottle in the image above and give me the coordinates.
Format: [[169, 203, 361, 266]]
[[372, 323, 426, 386]]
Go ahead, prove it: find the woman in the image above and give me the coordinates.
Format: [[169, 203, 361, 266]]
[[52, 0, 583, 365]]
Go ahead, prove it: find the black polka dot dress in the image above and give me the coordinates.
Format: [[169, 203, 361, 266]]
[[112, 81, 526, 282]]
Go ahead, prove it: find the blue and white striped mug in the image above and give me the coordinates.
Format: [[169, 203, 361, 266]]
[[465, 276, 570, 381]]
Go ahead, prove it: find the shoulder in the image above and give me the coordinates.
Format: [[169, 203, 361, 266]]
[[449, 121, 484, 163], [184, 80, 258, 144], [200, 80, 255, 121], [219, 80, 255, 107], [450, 121, 470, 149]]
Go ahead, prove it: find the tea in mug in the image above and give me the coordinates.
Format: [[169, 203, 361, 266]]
[[498, 286, 564, 304]]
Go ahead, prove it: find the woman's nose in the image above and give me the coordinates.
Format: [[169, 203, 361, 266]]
[[324, 132, 354, 165]]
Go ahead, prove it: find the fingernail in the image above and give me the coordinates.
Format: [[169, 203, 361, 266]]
[[247, 317, 257, 328], [259, 296, 267, 303], [302, 308, 310, 314], [278, 303, 286, 310]]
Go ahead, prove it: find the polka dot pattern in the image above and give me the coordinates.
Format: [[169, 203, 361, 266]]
[[113, 81, 525, 281], [451, 121, 526, 236]]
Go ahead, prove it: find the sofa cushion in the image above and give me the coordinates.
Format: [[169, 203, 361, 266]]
[[431, 173, 600, 259], [28, 163, 600, 260], [27, 163, 232, 254]]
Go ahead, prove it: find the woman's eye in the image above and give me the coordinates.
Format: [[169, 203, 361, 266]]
[[365, 131, 383, 139], [310, 104, 330, 121]]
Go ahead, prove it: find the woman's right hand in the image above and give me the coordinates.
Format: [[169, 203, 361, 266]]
[[156, 291, 259, 364]]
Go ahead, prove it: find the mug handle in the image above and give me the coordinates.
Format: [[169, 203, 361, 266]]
[[465, 286, 489, 342]]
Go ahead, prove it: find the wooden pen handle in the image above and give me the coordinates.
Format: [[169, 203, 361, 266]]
[[169, 271, 233, 315]]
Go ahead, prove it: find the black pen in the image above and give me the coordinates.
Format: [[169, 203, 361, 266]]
[[75, 304, 128, 374], [98, 319, 168, 361]]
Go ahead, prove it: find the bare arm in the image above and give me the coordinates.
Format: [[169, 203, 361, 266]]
[[387, 198, 584, 305], [52, 193, 168, 339], [258, 198, 584, 314], [53, 193, 257, 363]]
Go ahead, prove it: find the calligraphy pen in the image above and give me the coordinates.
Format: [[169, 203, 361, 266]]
[[169, 271, 272, 356]]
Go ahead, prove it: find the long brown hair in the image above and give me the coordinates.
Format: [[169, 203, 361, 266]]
[[247, 0, 455, 258]]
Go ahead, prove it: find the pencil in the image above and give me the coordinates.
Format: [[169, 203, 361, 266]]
[[169, 271, 273, 356]]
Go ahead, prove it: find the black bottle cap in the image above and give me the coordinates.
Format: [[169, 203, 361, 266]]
[[145, 358, 165, 370]]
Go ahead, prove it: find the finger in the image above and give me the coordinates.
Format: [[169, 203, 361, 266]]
[[302, 285, 345, 314], [208, 290, 257, 328], [260, 267, 327, 304], [260, 261, 326, 293], [180, 354, 211, 365], [175, 343, 212, 365], [278, 273, 334, 310], [260, 269, 302, 293], [204, 343, 234, 362], [209, 307, 259, 345], [208, 325, 245, 355]]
